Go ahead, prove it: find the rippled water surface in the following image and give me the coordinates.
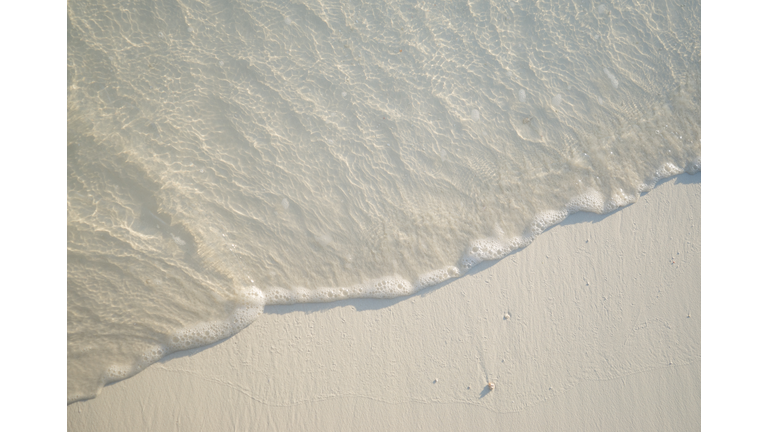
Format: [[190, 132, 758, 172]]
[[67, 0, 700, 402]]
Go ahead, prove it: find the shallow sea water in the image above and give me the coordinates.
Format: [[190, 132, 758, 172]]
[[67, 0, 700, 402]]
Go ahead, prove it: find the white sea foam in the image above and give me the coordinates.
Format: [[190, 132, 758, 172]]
[[67, 0, 701, 403]]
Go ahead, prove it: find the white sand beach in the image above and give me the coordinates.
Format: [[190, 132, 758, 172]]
[[67, 173, 700, 431]]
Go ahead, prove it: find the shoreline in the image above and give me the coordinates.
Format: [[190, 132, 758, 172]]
[[67, 173, 700, 431]]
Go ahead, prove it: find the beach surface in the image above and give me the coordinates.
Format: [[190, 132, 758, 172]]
[[67, 173, 700, 431]]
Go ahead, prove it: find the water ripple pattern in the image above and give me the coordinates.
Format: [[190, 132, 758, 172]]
[[67, 0, 700, 403]]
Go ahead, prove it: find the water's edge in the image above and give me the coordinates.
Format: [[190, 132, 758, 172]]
[[69, 170, 699, 405]]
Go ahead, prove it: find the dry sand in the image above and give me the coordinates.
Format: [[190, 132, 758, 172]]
[[67, 173, 700, 431]]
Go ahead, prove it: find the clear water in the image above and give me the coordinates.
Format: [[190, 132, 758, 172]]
[[67, 0, 700, 403]]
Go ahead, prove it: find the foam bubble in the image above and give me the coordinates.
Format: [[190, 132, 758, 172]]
[[459, 254, 481, 270], [241, 286, 267, 306], [141, 346, 167, 363], [259, 276, 423, 304], [636, 163, 685, 193], [468, 239, 511, 261], [104, 365, 133, 384], [415, 266, 461, 289], [607, 189, 635, 210], [458, 236, 532, 269], [567, 189, 606, 213], [165, 303, 263, 354], [530, 210, 569, 235], [368, 277, 415, 298]]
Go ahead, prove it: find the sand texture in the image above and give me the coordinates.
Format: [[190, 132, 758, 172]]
[[67, 173, 700, 431]]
